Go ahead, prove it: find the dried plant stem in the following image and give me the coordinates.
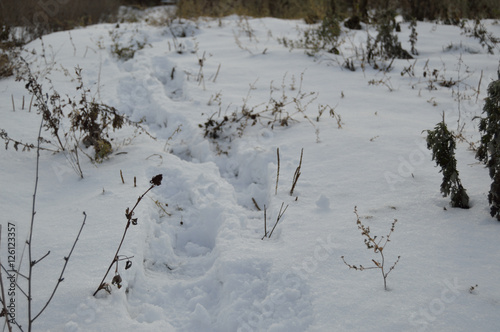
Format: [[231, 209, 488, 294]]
[[32, 212, 86, 322], [262, 205, 267, 239], [275, 147, 280, 195], [290, 148, 303, 196], [268, 202, 288, 239], [24, 117, 83, 330], [27, 118, 44, 331], [213, 63, 221, 83], [476, 69, 483, 103], [93, 175, 162, 296], [252, 197, 261, 211], [342, 206, 400, 291], [120, 170, 125, 184], [28, 95, 34, 113], [11, 95, 15, 112]]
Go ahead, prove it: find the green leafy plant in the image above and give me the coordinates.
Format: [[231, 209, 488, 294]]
[[425, 114, 469, 209], [341, 207, 400, 291], [368, 11, 412, 63], [409, 18, 418, 56], [475, 75, 500, 219]]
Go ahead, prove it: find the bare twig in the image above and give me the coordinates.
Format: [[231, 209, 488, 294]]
[[28, 95, 34, 113], [26, 117, 44, 331], [290, 148, 303, 196], [32, 212, 86, 322], [31, 251, 50, 267], [213, 63, 221, 83], [68, 31, 76, 56], [0, 129, 57, 152], [262, 205, 267, 240], [275, 147, 280, 195], [268, 202, 289, 239], [252, 197, 261, 211], [476, 69, 483, 103]]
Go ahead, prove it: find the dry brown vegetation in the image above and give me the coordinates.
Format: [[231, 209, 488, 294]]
[[176, 0, 500, 20], [1, 0, 121, 38], [1, 0, 499, 78]]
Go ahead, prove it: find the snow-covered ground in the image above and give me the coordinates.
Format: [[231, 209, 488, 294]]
[[1, 8, 500, 331]]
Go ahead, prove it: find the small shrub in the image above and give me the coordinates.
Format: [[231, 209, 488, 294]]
[[476, 75, 500, 220], [278, 16, 341, 56], [342, 207, 400, 291], [109, 25, 148, 61], [425, 115, 470, 209], [200, 75, 342, 142], [1, 62, 153, 177]]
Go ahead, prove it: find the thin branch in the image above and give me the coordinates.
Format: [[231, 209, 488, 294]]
[[31, 251, 50, 267], [32, 212, 87, 322], [476, 69, 483, 103], [275, 147, 280, 195], [252, 197, 261, 211], [27, 117, 44, 331], [213, 63, 221, 83], [341, 256, 378, 271], [290, 148, 303, 196], [1, 265, 28, 281], [268, 202, 289, 238], [261, 205, 268, 240]]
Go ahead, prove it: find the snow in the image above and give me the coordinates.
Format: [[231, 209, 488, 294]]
[[1, 8, 500, 331]]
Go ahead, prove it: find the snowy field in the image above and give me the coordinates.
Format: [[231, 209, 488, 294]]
[[1, 7, 500, 331]]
